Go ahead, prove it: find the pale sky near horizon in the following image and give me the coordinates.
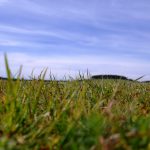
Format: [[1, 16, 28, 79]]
[[0, 0, 150, 80]]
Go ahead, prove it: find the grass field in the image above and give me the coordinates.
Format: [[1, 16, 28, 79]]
[[0, 58, 150, 150]]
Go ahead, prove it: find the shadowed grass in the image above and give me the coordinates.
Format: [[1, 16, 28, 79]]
[[0, 57, 150, 150]]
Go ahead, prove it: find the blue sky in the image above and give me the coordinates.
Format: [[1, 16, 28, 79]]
[[0, 0, 150, 80]]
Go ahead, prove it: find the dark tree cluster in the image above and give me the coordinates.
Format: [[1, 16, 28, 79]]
[[91, 75, 129, 80], [0, 77, 7, 80]]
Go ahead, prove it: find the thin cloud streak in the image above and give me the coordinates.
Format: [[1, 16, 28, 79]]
[[0, 24, 150, 55]]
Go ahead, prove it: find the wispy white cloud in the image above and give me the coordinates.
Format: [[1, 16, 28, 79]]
[[0, 23, 150, 55], [0, 39, 20, 46]]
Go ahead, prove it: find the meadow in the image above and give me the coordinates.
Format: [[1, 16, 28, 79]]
[[0, 58, 150, 150]]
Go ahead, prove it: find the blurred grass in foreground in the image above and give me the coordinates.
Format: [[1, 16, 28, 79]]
[[0, 57, 150, 150]]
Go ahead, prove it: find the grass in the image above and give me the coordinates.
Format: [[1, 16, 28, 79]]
[[0, 57, 150, 150]]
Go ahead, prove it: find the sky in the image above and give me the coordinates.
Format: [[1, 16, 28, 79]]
[[0, 0, 150, 80]]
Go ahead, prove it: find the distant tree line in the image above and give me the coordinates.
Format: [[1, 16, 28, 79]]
[[0, 75, 150, 83], [91, 75, 131, 80], [0, 77, 7, 80]]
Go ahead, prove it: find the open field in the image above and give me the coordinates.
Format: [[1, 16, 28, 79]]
[[0, 76, 150, 150], [0, 58, 150, 150]]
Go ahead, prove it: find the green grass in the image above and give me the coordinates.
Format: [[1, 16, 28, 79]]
[[0, 58, 150, 150]]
